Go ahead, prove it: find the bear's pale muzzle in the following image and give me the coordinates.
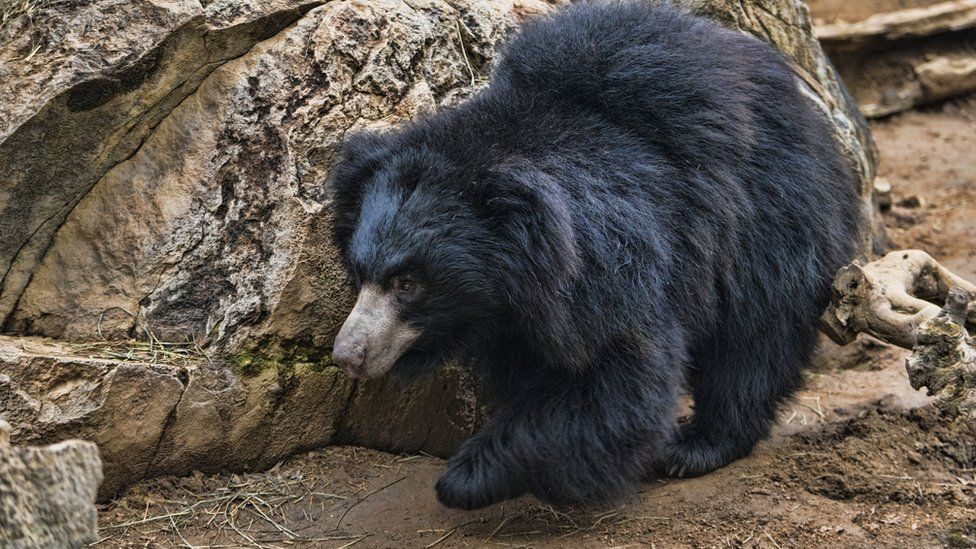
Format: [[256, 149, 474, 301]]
[[332, 284, 420, 378]]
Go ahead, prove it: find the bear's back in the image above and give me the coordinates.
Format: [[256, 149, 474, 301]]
[[481, 1, 860, 343], [491, 2, 782, 169]]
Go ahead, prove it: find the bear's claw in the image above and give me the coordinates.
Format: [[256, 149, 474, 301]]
[[663, 437, 734, 479], [435, 446, 523, 510]]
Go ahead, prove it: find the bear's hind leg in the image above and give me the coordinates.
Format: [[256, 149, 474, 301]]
[[664, 322, 817, 478]]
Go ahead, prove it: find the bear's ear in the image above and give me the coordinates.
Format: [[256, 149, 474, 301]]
[[479, 166, 586, 369], [328, 132, 392, 251], [479, 166, 580, 281], [329, 132, 390, 203]]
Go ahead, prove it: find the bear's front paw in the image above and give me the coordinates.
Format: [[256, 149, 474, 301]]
[[663, 436, 738, 478], [435, 450, 522, 510]]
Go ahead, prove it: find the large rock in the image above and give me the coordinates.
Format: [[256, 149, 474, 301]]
[[1, 0, 552, 346], [0, 420, 102, 548], [1, 0, 876, 346], [0, 0, 876, 496], [0, 335, 479, 499]]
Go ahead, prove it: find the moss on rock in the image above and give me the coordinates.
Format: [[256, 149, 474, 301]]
[[232, 338, 338, 378]]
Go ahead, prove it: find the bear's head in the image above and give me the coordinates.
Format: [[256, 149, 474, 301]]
[[327, 131, 581, 380]]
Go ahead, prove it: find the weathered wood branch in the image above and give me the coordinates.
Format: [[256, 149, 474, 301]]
[[817, 0, 976, 50], [816, 1, 976, 118], [822, 250, 976, 419]]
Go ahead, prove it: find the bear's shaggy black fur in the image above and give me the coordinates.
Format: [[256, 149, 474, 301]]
[[330, 1, 860, 509]]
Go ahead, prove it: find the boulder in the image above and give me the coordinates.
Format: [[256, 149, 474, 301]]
[[0, 335, 479, 499], [0, 420, 103, 548], [0, 0, 877, 497], [1, 0, 552, 346], [1, 0, 876, 346]]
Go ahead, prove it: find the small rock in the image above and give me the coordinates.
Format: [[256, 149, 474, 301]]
[[0, 433, 103, 548], [874, 177, 893, 211], [898, 194, 926, 209]]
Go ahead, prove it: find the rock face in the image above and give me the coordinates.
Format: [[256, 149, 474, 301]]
[[0, 0, 876, 497], [1, 0, 549, 347], [0, 420, 103, 548]]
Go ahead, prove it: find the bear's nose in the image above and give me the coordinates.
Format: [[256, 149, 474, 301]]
[[332, 342, 366, 375]]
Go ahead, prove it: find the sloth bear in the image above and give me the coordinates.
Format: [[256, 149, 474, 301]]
[[329, 1, 860, 510]]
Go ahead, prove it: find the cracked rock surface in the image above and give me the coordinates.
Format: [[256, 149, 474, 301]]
[[0, 0, 875, 498]]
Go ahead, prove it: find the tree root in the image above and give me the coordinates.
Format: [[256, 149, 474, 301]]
[[822, 250, 976, 419]]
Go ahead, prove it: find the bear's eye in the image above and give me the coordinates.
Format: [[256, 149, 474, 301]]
[[392, 276, 418, 295]]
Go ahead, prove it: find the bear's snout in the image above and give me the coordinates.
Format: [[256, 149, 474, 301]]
[[333, 283, 421, 379], [332, 339, 366, 376]]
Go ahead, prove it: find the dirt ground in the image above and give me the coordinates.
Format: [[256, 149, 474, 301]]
[[92, 96, 976, 548]]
